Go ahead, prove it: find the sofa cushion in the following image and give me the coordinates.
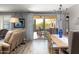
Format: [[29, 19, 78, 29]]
[[4, 31, 13, 43], [8, 32, 18, 51], [0, 42, 10, 47], [0, 29, 8, 39], [0, 42, 10, 54]]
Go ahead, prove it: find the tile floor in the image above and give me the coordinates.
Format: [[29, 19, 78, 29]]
[[11, 39, 49, 54], [23, 39, 49, 54], [10, 32, 49, 54]]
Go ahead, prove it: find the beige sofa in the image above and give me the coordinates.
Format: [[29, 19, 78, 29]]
[[0, 29, 26, 54]]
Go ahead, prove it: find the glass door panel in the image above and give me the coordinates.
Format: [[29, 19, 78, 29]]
[[33, 18, 44, 39], [45, 19, 56, 30], [45, 18, 56, 34], [33, 16, 57, 39], [36, 19, 43, 31]]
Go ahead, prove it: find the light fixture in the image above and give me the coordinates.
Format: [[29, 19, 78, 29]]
[[59, 4, 63, 21], [66, 8, 69, 21], [58, 4, 63, 38], [58, 4, 63, 29], [10, 12, 19, 23], [65, 8, 70, 34], [10, 16, 19, 23]]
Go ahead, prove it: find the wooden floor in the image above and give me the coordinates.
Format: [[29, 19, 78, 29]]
[[11, 39, 49, 54]]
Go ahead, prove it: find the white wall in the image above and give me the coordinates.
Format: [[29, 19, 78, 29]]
[[68, 5, 79, 31], [24, 13, 34, 40], [68, 4, 79, 53]]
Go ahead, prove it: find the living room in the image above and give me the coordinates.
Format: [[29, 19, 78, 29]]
[[0, 4, 79, 54], [0, 0, 79, 59]]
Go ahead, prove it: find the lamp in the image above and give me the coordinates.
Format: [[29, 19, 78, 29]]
[[10, 16, 19, 30], [10, 17, 19, 23], [10, 12, 19, 23]]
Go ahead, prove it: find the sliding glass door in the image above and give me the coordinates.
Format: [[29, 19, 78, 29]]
[[35, 19, 44, 31], [33, 15, 57, 39]]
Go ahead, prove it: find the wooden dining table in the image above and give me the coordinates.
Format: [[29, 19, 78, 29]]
[[50, 34, 69, 53], [50, 34, 69, 48]]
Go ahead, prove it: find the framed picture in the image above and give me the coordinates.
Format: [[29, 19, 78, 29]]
[[14, 18, 25, 28]]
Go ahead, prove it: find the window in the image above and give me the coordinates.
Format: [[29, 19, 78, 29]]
[[0, 15, 11, 30], [0, 16, 4, 29]]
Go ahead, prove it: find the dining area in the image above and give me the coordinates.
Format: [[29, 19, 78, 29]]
[[45, 30, 69, 54]]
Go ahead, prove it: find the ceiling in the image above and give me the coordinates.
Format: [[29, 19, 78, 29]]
[[0, 4, 74, 12]]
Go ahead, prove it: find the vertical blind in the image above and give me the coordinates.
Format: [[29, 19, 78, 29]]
[[0, 15, 11, 30]]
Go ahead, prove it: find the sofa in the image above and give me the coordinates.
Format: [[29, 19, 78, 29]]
[[0, 29, 26, 54], [0, 29, 8, 39]]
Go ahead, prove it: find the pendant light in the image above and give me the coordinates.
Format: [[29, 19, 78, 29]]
[[58, 4, 63, 29], [58, 4, 63, 38], [59, 4, 62, 21]]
